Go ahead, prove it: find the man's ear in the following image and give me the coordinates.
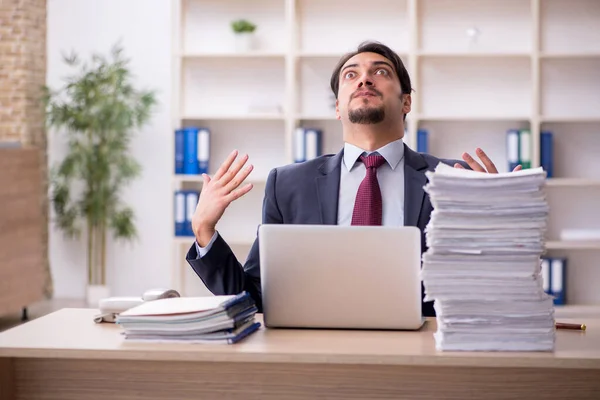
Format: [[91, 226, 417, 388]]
[[335, 99, 341, 120], [401, 94, 412, 115]]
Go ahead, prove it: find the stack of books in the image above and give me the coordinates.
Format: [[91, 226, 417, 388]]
[[116, 292, 261, 344], [421, 163, 555, 351]]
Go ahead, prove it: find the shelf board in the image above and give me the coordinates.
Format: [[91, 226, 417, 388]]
[[418, 52, 530, 58], [540, 116, 600, 123], [297, 51, 345, 59], [174, 174, 267, 184], [180, 114, 285, 121], [554, 305, 600, 318], [417, 115, 530, 122], [540, 52, 600, 59], [296, 115, 338, 121], [546, 178, 600, 187], [546, 240, 600, 250], [180, 52, 285, 59], [297, 51, 408, 59]]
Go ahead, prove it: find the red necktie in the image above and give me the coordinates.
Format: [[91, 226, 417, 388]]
[[351, 154, 386, 226]]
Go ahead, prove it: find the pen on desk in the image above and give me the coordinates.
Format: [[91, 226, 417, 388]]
[[555, 322, 586, 331]]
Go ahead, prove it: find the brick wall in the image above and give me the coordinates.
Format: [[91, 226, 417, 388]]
[[0, 0, 52, 298]]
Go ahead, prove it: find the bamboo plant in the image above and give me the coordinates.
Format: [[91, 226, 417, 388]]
[[44, 43, 157, 287]]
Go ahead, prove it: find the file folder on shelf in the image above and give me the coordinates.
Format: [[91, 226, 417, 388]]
[[417, 129, 428, 153], [197, 128, 210, 174], [174, 190, 199, 237], [175, 129, 184, 174], [519, 129, 531, 169], [541, 256, 567, 305], [185, 191, 199, 237], [550, 258, 566, 305], [182, 127, 210, 175], [294, 127, 322, 162], [174, 190, 186, 236], [505, 128, 533, 172], [506, 129, 520, 172], [541, 258, 550, 294], [540, 131, 553, 178], [305, 128, 322, 160]]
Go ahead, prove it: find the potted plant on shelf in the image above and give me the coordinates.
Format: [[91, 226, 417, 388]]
[[231, 19, 257, 52], [44, 43, 157, 306]]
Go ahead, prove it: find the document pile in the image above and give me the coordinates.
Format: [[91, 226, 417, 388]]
[[116, 291, 261, 344], [421, 163, 555, 351]]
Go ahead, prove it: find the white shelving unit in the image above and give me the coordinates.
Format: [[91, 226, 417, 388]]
[[170, 0, 600, 305]]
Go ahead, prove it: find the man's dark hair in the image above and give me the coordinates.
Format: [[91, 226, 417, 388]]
[[330, 41, 412, 119]]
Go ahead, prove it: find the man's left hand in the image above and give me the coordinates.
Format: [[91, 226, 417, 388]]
[[454, 148, 522, 173]]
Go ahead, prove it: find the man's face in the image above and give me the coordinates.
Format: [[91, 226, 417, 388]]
[[335, 52, 409, 124]]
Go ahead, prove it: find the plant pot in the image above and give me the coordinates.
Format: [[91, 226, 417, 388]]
[[86, 284, 110, 307], [235, 33, 255, 52]]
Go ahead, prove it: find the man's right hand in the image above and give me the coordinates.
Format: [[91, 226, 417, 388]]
[[192, 150, 254, 246]]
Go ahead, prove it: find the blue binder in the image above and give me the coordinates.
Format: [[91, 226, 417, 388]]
[[506, 129, 520, 172], [304, 128, 322, 161], [294, 127, 322, 162], [550, 258, 567, 305], [185, 190, 199, 236], [174, 129, 184, 174], [183, 127, 199, 175], [540, 131, 553, 178], [174, 190, 186, 236], [541, 257, 550, 295], [197, 128, 210, 175], [542, 256, 567, 305], [417, 129, 428, 153], [180, 126, 210, 175], [294, 127, 305, 163]]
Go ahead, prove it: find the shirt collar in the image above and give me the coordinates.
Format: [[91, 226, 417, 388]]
[[343, 138, 405, 171]]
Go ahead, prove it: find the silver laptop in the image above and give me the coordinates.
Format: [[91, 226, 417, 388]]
[[258, 224, 425, 330]]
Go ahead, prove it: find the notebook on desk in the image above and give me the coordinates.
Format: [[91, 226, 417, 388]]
[[116, 292, 261, 344], [258, 225, 425, 330]]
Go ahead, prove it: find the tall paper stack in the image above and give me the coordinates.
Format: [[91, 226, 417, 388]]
[[421, 163, 555, 351]]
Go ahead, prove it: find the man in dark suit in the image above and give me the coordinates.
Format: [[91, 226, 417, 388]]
[[185, 41, 520, 316]]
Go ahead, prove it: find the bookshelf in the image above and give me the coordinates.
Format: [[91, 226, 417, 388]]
[[170, 0, 600, 305]]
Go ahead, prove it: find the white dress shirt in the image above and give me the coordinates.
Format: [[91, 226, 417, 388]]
[[338, 138, 405, 226]]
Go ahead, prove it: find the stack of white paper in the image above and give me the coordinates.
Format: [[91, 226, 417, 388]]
[[421, 163, 555, 351], [116, 292, 261, 344]]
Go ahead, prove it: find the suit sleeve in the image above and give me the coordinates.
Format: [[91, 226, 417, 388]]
[[194, 231, 218, 257], [185, 168, 284, 312], [438, 158, 471, 170]]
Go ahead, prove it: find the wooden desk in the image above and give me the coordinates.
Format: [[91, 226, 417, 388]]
[[1, 308, 599, 400]]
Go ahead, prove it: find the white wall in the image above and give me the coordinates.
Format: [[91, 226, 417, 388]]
[[47, 0, 173, 298]]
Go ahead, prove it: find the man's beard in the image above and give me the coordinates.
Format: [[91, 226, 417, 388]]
[[348, 105, 385, 124]]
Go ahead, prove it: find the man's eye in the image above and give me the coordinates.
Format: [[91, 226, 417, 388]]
[[376, 69, 388, 75], [344, 71, 356, 79]]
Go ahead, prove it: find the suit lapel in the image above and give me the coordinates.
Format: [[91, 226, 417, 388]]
[[315, 150, 343, 225], [403, 144, 429, 227]]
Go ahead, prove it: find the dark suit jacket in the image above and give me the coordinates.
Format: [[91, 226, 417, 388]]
[[186, 143, 468, 316]]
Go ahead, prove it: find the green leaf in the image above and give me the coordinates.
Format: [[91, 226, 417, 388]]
[[50, 176, 81, 239], [110, 207, 137, 240], [54, 205, 81, 239]]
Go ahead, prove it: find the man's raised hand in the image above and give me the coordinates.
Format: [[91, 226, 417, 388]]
[[454, 147, 522, 173], [191, 150, 254, 246]]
